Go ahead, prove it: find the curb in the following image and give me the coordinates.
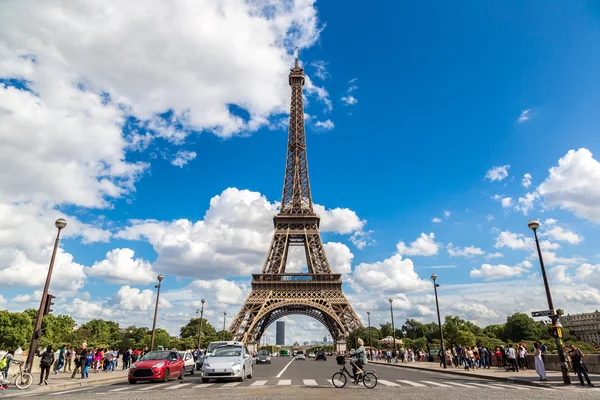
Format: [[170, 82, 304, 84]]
[[18, 374, 127, 396], [370, 361, 550, 388]]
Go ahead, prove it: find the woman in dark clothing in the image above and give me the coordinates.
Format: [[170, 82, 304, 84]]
[[569, 345, 594, 387], [39, 346, 55, 385]]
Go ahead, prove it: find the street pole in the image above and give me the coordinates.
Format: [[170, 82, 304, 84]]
[[431, 273, 446, 368], [222, 312, 227, 340], [25, 218, 67, 373], [196, 299, 206, 350], [367, 311, 372, 360], [389, 298, 396, 357], [150, 274, 164, 351], [528, 220, 571, 385]]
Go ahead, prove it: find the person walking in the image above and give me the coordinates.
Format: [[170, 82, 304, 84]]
[[38, 346, 55, 385], [569, 345, 594, 387], [506, 344, 519, 372], [533, 343, 547, 381], [1, 351, 13, 380], [54, 345, 66, 374], [65, 346, 74, 372]]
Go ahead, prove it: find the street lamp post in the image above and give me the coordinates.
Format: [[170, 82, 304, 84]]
[[367, 311, 372, 360], [431, 273, 446, 368], [528, 220, 571, 385], [222, 312, 227, 340], [196, 298, 206, 350], [150, 274, 164, 351], [25, 218, 67, 373], [389, 298, 397, 357]]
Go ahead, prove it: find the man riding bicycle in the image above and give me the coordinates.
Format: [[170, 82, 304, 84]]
[[349, 338, 367, 380]]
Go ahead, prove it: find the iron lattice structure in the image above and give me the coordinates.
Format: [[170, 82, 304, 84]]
[[229, 51, 362, 345]]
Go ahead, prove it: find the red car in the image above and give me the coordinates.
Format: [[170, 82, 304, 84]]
[[128, 350, 185, 384]]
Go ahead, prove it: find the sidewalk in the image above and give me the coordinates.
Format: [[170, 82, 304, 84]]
[[4, 368, 128, 396], [371, 360, 600, 389]]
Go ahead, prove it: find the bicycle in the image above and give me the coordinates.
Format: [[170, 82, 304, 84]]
[[1, 360, 34, 390], [331, 355, 377, 388]]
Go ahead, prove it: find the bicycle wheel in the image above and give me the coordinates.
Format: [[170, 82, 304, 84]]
[[362, 372, 377, 389], [15, 372, 33, 389], [331, 372, 347, 388]]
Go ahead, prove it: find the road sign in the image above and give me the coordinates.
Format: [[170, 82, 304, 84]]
[[531, 309, 554, 317]]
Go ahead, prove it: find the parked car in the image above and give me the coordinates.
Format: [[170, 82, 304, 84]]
[[315, 352, 327, 361], [178, 351, 195, 375], [295, 353, 306, 360], [201, 342, 253, 383], [128, 350, 185, 384], [308, 352, 315, 358], [206, 340, 244, 357], [196, 355, 205, 371], [256, 350, 271, 364]]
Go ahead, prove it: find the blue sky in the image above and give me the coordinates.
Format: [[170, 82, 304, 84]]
[[1, 1, 600, 344]]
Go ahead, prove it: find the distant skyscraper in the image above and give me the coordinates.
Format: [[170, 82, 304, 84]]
[[276, 321, 285, 345]]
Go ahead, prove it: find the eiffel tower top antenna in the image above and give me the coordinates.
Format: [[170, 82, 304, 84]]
[[294, 46, 299, 67]]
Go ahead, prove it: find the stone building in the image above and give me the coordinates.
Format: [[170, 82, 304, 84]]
[[561, 310, 600, 344]]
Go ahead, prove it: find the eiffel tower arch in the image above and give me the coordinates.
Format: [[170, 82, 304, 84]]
[[229, 50, 362, 351]]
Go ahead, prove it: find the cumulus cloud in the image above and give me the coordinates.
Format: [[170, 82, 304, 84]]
[[501, 197, 513, 208], [485, 165, 510, 182], [494, 231, 534, 250], [310, 60, 330, 80], [314, 119, 334, 130], [171, 150, 197, 167], [114, 286, 159, 311], [87, 248, 156, 284], [432, 217, 442, 223], [352, 254, 429, 293], [446, 243, 485, 258], [517, 109, 531, 123], [396, 233, 440, 256], [521, 173, 532, 188], [542, 225, 583, 245], [515, 192, 539, 215], [323, 242, 354, 275], [537, 148, 600, 223], [470, 260, 532, 280], [341, 78, 358, 106]]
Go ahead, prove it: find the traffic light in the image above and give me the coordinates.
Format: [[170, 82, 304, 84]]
[[43, 294, 55, 316]]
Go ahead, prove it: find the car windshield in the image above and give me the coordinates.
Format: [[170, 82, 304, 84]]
[[211, 346, 242, 357], [258, 350, 269, 355], [208, 342, 229, 353], [139, 351, 171, 361]]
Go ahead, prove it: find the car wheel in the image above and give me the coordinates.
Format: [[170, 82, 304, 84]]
[[128, 379, 136, 384], [237, 368, 245, 382], [202, 378, 210, 384], [190, 367, 195, 375], [162, 369, 170, 383], [247, 366, 253, 379], [178, 369, 184, 380]]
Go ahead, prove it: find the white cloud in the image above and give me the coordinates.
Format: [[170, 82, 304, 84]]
[[485, 252, 504, 260], [310, 60, 330, 80], [576, 264, 600, 289], [486, 214, 495, 222], [545, 218, 557, 225], [446, 243, 485, 258], [314, 119, 334, 130], [470, 260, 532, 280], [87, 248, 156, 285], [515, 192, 539, 215], [501, 197, 513, 208], [549, 265, 573, 284], [537, 148, 600, 223], [542, 226, 583, 245], [396, 233, 440, 257], [171, 150, 197, 168], [187, 280, 249, 306], [494, 231, 534, 250], [432, 217, 442, 223], [443, 210, 451, 218], [304, 75, 332, 112], [341, 95, 358, 106], [521, 173, 532, 188], [323, 242, 353, 275], [11, 291, 42, 304], [485, 165, 510, 182], [0, 295, 6, 309], [349, 230, 375, 250], [116, 188, 365, 279], [115, 286, 158, 311], [517, 109, 531, 123], [352, 254, 429, 293]]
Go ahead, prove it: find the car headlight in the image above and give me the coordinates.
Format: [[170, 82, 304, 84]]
[[231, 361, 241, 368], [152, 362, 165, 368], [130, 363, 136, 369]]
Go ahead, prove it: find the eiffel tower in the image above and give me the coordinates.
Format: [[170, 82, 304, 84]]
[[229, 50, 362, 350]]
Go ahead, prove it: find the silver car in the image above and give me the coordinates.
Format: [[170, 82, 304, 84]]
[[201, 343, 253, 383]]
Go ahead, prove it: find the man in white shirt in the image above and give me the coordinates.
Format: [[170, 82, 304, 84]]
[[507, 344, 519, 372]]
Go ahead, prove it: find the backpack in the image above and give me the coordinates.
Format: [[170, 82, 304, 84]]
[[41, 351, 54, 366], [0, 358, 6, 370], [541, 344, 547, 353]]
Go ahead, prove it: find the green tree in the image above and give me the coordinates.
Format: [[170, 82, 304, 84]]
[[0, 311, 33, 350], [504, 313, 544, 342], [179, 318, 217, 348], [483, 324, 505, 340], [402, 319, 425, 339], [455, 330, 476, 347], [379, 323, 393, 338]]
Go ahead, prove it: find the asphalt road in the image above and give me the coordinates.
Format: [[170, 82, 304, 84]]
[[2, 356, 598, 399]]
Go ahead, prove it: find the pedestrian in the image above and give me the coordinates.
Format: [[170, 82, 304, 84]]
[[506, 344, 519, 372], [54, 345, 66, 374], [533, 343, 547, 381], [569, 345, 594, 387], [38, 345, 55, 385], [65, 346, 74, 372], [1, 350, 13, 380]]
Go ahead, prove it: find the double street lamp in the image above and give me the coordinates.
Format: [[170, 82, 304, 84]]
[[150, 274, 164, 351], [431, 273, 446, 368], [528, 220, 571, 385], [25, 218, 67, 373], [388, 298, 397, 354], [196, 298, 206, 350]]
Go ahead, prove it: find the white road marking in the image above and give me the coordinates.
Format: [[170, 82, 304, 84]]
[[421, 381, 452, 387], [490, 383, 529, 390], [48, 388, 89, 396], [166, 382, 192, 390], [397, 380, 426, 387], [137, 383, 168, 391], [378, 379, 400, 387], [251, 380, 268, 386], [222, 382, 241, 387], [194, 383, 213, 388], [444, 381, 476, 388], [469, 382, 502, 389], [303, 379, 318, 386], [109, 387, 133, 392], [278, 379, 291, 385], [275, 358, 295, 378]]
